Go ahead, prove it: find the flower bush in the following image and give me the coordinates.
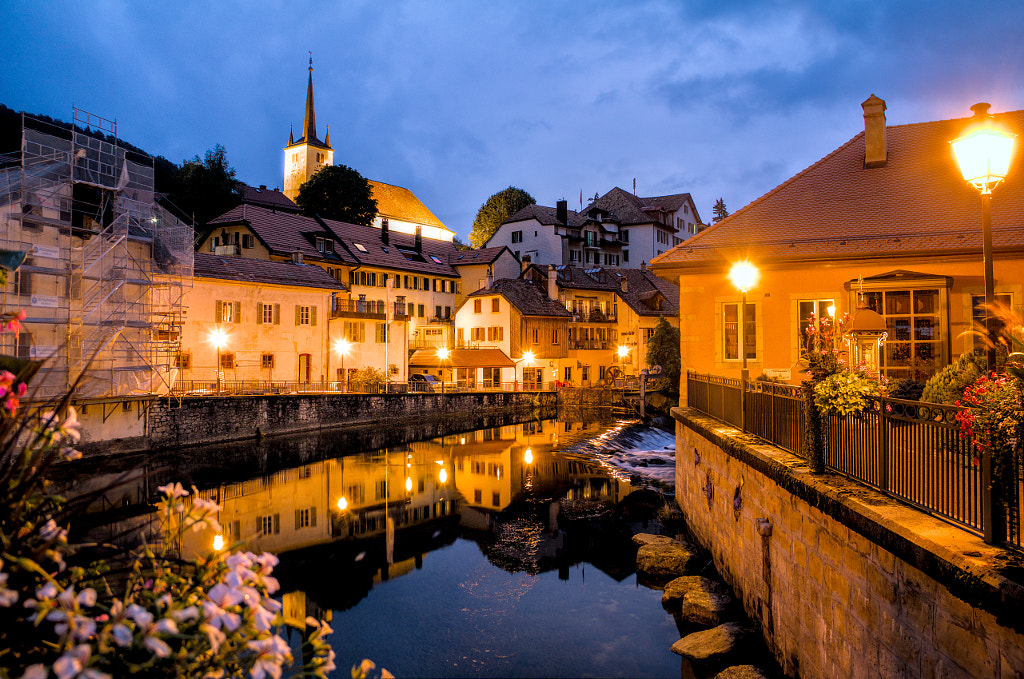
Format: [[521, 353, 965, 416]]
[[956, 373, 1023, 466], [813, 367, 887, 417]]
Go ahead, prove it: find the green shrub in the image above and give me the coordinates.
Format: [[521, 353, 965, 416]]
[[889, 378, 926, 401], [813, 370, 886, 417], [921, 353, 984, 404]]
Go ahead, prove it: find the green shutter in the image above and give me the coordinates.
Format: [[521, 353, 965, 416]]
[[215, 300, 223, 321], [310, 506, 317, 527], [311, 306, 317, 326], [295, 305, 301, 325], [274, 304, 281, 325], [233, 301, 241, 324], [294, 509, 301, 530], [256, 303, 263, 325]]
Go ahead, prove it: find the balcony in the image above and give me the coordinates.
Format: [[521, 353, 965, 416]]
[[331, 300, 408, 320], [569, 340, 611, 350], [214, 244, 240, 256], [569, 310, 617, 323]]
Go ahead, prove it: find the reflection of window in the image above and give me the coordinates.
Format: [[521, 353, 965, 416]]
[[492, 492, 501, 507], [971, 294, 1012, 354], [862, 289, 939, 380], [259, 514, 280, 535], [294, 508, 316, 529], [723, 302, 756, 360]]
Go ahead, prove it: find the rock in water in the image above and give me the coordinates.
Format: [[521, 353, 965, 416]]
[[662, 576, 733, 625], [632, 533, 678, 547], [671, 622, 748, 661], [636, 539, 697, 579], [713, 666, 770, 679]]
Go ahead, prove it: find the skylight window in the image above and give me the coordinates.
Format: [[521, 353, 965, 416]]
[[381, 246, 389, 253], [429, 255, 443, 264], [354, 243, 368, 252]]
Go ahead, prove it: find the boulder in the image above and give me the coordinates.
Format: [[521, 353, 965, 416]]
[[662, 575, 733, 625], [671, 622, 748, 662], [636, 539, 697, 579], [713, 666, 770, 679], [632, 533, 677, 547]]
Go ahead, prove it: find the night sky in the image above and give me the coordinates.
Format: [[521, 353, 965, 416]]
[[3, 1, 1023, 241]]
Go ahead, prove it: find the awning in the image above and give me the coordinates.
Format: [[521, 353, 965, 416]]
[[408, 348, 516, 369]]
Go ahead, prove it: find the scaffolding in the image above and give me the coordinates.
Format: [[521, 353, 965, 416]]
[[0, 107, 193, 400]]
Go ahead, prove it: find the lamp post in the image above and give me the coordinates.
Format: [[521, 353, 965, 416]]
[[209, 327, 228, 395], [728, 261, 760, 432], [950, 102, 1016, 374], [437, 346, 450, 394], [951, 103, 1016, 547], [518, 349, 535, 390], [333, 338, 352, 392]]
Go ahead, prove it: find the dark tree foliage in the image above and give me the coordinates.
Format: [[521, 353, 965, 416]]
[[645, 316, 681, 402], [712, 198, 729, 223], [470, 186, 535, 248], [168, 144, 240, 227], [295, 165, 377, 226]]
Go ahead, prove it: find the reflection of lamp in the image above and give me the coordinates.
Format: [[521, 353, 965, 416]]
[[950, 103, 1016, 374], [336, 496, 348, 511], [439, 468, 448, 484], [728, 260, 759, 432], [333, 338, 352, 392], [208, 327, 229, 395], [437, 346, 450, 394], [524, 448, 534, 464], [405, 476, 413, 493], [213, 534, 225, 551]]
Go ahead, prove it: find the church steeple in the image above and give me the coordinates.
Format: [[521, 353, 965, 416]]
[[288, 124, 294, 145], [302, 54, 317, 145], [325, 125, 330, 148]]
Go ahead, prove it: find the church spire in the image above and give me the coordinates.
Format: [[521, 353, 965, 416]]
[[288, 124, 294, 145], [325, 125, 331, 148], [302, 53, 317, 144]]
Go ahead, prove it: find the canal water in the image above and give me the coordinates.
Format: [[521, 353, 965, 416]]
[[66, 412, 691, 678]]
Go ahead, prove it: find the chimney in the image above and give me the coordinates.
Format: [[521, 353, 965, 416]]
[[291, 250, 303, 265], [521, 254, 531, 274], [620, 275, 628, 293], [640, 261, 646, 273], [862, 94, 887, 168], [486, 267, 493, 289], [547, 264, 557, 301], [414, 225, 422, 252], [556, 199, 568, 226], [381, 218, 389, 245]]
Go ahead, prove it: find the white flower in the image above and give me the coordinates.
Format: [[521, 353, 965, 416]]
[[157, 482, 189, 499], [53, 644, 90, 679], [201, 623, 226, 653], [110, 623, 133, 647], [21, 664, 48, 679], [152, 618, 178, 635], [144, 635, 172, 658], [170, 605, 199, 622], [76, 588, 97, 607], [225, 552, 254, 572], [125, 603, 154, 628], [41, 519, 68, 543], [0, 567, 17, 607], [208, 583, 244, 609], [251, 603, 276, 632], [36, 582, 59, 600], [246, 635, 292, 679], [201, 600, 241, 632]]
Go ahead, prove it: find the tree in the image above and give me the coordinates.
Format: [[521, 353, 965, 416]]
[[645, 316, 681, 403], [470, 186, 535, 248], [296, 165, 377, 226], [712, 198, 729, 223], [169, 144, 240, 227]]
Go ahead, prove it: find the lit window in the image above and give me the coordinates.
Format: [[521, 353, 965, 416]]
[[354, 243, 368, 252], [723, 302, 756, 361]]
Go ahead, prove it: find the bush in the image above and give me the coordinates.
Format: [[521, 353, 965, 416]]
[[889, 378, 926, 401], [813, 369, 887, 417], [921, 353, 984, 404]]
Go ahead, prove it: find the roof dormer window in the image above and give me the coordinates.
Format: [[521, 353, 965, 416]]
[[354, 243, 368, 252], [316, 237, 325, 252], [324, 239, 334, 254]]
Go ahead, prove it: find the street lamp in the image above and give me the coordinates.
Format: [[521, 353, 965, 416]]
[[728, 260, 759, 432], [208, 327, 228, 395], [333, 338, 352, 392], [437, 346, 450, 394], [950, 103, 1016, 374]]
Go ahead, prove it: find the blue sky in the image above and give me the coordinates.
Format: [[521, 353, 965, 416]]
[[3, 1, 1023, 241]]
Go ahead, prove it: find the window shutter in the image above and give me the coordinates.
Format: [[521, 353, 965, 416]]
[[233, 301, 241, 324], [295, 305, 301, 325], [256, 303, 263, 325], [257, 517, 263, 535], [311, 306, 317, 326], [310, 506, 317, 527], [273, 513, 280, 534], [295, 509, 301, 530], [274, 304, 281, 325], [215, 300, 222, 320]]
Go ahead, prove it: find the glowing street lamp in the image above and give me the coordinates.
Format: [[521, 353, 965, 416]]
[[333, 338, 352, 392], [336, 496, 348, 511], [616, 344, 629, 362], [728, 260, 759, 432], [951, 103, 1016, 374], [437, 346, 450, 394], [208, 327, 229, 395]]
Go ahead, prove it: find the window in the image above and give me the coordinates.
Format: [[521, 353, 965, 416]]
[[861, 289, 942, 380], [474, 489, 482, 504], [552, 329, 559, 344], [487, 326, 503, 341], [242, 234, 255, 249], [215, 300, 241, 324], [491, 298, 500, 313], [258, 303, 281, 325], [354, 243, 368, 252], [423, 277, 429, 290], [220, 353, 235, 370], [376, 323, 389, 343], [471, 327, 485, 342], [258, 514, 280, 536], [621, 229, 629, 243], [175, 351, 191, 369], [294, 508, 317, 529], [474, 299, 482, 313], [343, 321, 366, 343], [623, 249, 629, 263], [324, 239, 334, 254], [971, 294, 1013, 354], [723, 302, 756, 361], [295, 305, 316, 325], [492, 492, 501, 507], [798, 300, 835, 346], [564, 366, 572, 381], [407, 302, 415, 316], [417, 304, 425, 318], [532, 328, 539, 344], [316, 237, 325, 252], [512, 230, 523, 244], [376, 480, 388, 501], [261, 353, 275, 369]]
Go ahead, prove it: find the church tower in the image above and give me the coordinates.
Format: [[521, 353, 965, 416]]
[[283, 56, 333, 201]]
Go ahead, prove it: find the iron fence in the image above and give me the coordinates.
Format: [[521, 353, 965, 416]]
[[686, 371, 1021, 550], [169, 379, 555, 396]]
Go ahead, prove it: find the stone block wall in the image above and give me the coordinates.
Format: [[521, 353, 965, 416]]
[[673, 407, 1024, 679]]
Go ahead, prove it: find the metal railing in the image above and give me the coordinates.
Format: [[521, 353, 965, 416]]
[[331, 300, 408, 318], [685, 371, 1021, 550], [169, 379, 556, 396]]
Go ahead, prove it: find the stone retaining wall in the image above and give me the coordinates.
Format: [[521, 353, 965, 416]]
[[672, 407, 1024, 679], [82, 392, 556, 454]]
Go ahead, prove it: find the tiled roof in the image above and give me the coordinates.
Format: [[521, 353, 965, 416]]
[[237, 183, 299, 212], [193, 252, 346, 290], [322, 217, 462, 277], [605, 268, 680, 317], [467, 278, 572, 317], [502, 203, 585, 227], [369, 180, 447, 229], [583, 187, 658, 225], [207, 205, 346, 263], [448, 246, 513, 266], [651, 108, 1024, 269], [640, 192, 693, 214], [409, 348, 515, 368]]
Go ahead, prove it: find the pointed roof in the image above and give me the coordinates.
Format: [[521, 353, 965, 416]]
[[651, 106, 1024, 269], [369, 180, 447, 229], [288, 57, 330, 150]]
